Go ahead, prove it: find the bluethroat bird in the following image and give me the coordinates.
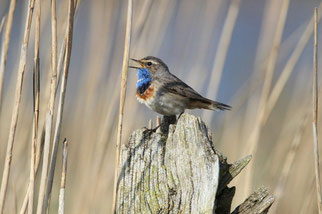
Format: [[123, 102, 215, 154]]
[[129, 56, 231, 118]]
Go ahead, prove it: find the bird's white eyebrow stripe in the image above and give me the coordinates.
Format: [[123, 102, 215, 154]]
[[147, 60, 156, 64]]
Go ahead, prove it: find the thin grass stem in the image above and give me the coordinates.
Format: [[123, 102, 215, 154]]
[[20, 2, 80, 211], [58, 139, 68, 214], [263, 3, 322, 123], [243, 0, 290, 196], [313, 7, 322, 214], [0, 16, 6, 35], [19, 131, 44, 214], [36, 0, 58, 212], [202, 0, 241, 121], [44, 0, 75, 211], [27, 0, 40, 213], [0, 0, 35, 212], [0, 0, 16, 111], [112, 0, 133, 212], [272, 112, 309, 213]]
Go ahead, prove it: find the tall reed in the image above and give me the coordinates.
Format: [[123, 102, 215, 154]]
[[0, 0, 35, 212], [112, 0, 133, 212], [0, 1, 320, 213], [36, 0, 58, 212], [313, 7, 322, 214], [0, 0, 16, 110], [27, 0, 40, 213], [58, 139, 68, 214], [43, 0, 75, 211], [243, 0, 290, 196]]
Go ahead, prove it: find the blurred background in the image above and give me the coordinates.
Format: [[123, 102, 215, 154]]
[[0, 0, 321, 213]]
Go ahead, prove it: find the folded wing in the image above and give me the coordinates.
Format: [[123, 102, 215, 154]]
[[160, 74, 231, 111]]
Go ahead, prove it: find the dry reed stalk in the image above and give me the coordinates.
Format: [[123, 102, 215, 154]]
[[65, 4, 113, 186], [184, 0, 223, 93], [13, 185, 17, 214], [300, 179, 315, 214], [32, 2, 79, 188], [149, 119, 153, 129], [132, 0, 172, 54], [56, 39, 66, 93], [22, 2, 79, 210], [253, 0, 282, 67], [36, 0, 58, 212], [0, 0, 35, 212], [219, 19, 317, 162], [44, 0, 75, 211], [83, 0, 151, 198], [132, 0, 153, 39], [271, 85, 322, 213], [0, 15, 6, 105], [112, 0, 133, 212], [204, 0, 241, 100], [58, 139, 68, 214], [226, 9, 309, 134], [83, 82, 121, 212], [156, 116, 161, 127], [30, 1, 79, 190], [56, 0, 79, 92], [27, 0, 40, 213], [202, 0, 241, 123], [19, 131, 44, 214], [0, 16, 6, 35], [220, 15, 313, 137], [263, 3, 322, 123], [0, 0, 16, 111], [34, 120, 45, 175], [123, 1, 176, 136], [240, 0, 284, 145], [68, 0, 110, 135], [271, 112, 309, 213], [199, 0, 240, 123], [243, 0, 290, 196], [313, 7, 322, 214], [68, 3, 121, 180]]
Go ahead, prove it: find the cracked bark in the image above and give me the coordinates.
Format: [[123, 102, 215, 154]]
[[115, 114, 274, 214]]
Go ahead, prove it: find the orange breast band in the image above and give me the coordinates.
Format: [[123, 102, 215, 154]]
[[136, 85, 155, 101]]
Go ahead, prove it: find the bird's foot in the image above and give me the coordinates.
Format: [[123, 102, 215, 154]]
[[143, 125, 160, 135], [143, 115, 177, 135], [160, 115, 177, 133]]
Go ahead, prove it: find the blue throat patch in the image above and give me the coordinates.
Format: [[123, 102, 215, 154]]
[[136, 68, 151, 94]]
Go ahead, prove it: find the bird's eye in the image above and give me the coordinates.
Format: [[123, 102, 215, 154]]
[[147, 62, 152, 66]]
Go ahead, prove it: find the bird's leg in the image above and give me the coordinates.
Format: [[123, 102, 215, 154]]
[[178, 112, 184, 120], [144, 125, 160, 133], [143, 123, 161, 136], [143, 118, 161, 135], [143, 115, 176, 135], [160, 115, 176, 133], [173, 111, 185, 125]]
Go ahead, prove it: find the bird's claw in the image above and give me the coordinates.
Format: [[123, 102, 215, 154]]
[[143, 125, 160, 135]]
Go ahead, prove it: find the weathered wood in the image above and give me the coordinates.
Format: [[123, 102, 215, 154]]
[[232, 187, 275, 214], [116, 113, 274, 214]]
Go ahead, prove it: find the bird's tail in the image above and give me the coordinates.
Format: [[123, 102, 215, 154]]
[[189, 98, 231, 111], [208, 100, 231, 111]]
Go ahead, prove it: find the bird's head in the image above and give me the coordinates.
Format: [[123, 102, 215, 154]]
[[129, 56, 169, 77]]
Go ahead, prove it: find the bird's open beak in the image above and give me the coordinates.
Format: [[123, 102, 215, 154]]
[[128, 58, 144, 69]]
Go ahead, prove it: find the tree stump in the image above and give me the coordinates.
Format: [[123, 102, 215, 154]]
[[115, 114, 274, 214]]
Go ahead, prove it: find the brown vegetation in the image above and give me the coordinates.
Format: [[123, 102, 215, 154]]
[[0, 0, 320, 213]]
